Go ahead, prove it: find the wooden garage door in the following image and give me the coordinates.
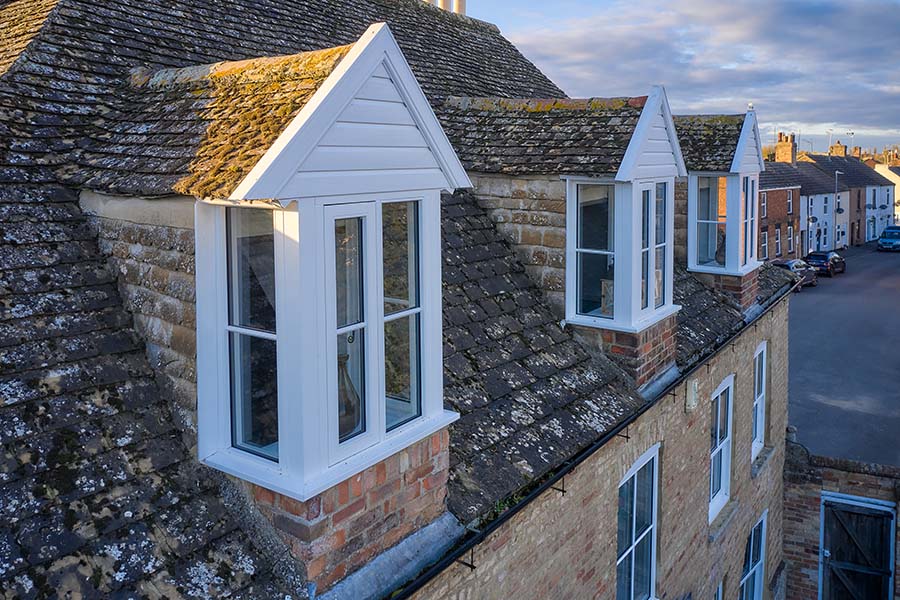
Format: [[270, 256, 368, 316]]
[[822, 500, 894, 600]]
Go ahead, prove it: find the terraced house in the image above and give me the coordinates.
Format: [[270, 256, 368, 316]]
[[0, 1, 795, 599]]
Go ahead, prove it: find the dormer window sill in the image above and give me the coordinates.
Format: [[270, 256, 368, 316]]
[[201, 409, 459, 502], [688, 261, 761, 278], [567, 304, 681, 334]]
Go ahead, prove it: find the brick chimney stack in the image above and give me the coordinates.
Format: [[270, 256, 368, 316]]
[[426, 0, 466, 14], [775, 132, 797, 165], [852, 146, 862, 159], [829, 140, 848, 157]]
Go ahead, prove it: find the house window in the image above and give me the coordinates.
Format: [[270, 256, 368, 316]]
[[760, 192, 767, 218], [823, 226, 828, 247], [709, 375, 734, 522], [617, 444, 659, 600], [575, 184, 615, 318], [696, 176, 727, 267], [227, 208, 280, 461], [787, 225, 795, 253], [787, 190, 793, 214], [752, 341, 767, 460], [739, 513, 768, 600], [774, 227, 782, 257], [741, 176, 756, 267], [760, 231, 768, 260], [654, 183, 667, 309], [196, 194, 453, 500], [824, 196, 829, 214]]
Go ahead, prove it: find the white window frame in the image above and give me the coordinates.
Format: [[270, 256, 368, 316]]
[[787, 189, 794, 214], [709, 374, 734, 522], [195, 191, 457, 501], [739, 511, 768, 600], [616, 443, 660, 600], [752, 341, 767, 460], [788, 225, 795, 253], [760, 191, 767, 218], [687, 172, 759, 276], [565, 177, 678, 334], [760, 232, 768, 260], [774, 227, 782, 257]]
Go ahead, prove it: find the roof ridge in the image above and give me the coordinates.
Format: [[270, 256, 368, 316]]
[[444, 96, 647, 112], [129, 43, 354, 89]]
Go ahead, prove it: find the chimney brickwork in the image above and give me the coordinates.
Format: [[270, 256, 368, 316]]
[[829, 140, 848, 157], [775, 132, 797, 165]]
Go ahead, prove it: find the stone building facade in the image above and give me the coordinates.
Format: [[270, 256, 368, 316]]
[[784, 440, 899, 599], [419, 297, 790, 599]]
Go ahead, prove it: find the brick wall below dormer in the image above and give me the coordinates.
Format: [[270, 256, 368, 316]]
[[248, 430, 450, 592], [695, 269, 759, 315]]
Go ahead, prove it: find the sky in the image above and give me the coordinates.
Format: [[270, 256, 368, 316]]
[[467, 0, 900, 154]]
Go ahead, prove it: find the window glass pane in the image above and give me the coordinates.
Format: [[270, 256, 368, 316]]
[[642, 190, 650, 249], [710, 397, 719, 451], [578, 185, 614, 251], [617, 476, 635, 557], [337, 329, 366, 442], [756, 352, 765, 398], [698, 222, 727, 266], [633, 535, 652, 600], [382, 202, 419, 316], [385, 314, 421, 431], [710, 450, 722, 498], [751, 523, 762, 564], [336, 218, 364, 329], [227, 209, 276, 332], [654, 246, 665, 309], [655, 183, 667, 243], [230, 333, 278, 460], [616, 553, 632, 600], [719, 389, 730, 444], [742, 531, 753, 575], [635, 462, 654, 536], [641, 250, 649, 310], [752, 404, 759, 440], [577, 253, 614, 318]]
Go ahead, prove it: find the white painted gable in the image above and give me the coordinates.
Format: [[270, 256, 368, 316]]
[[231, 24, 470, 202], [731, 112, 765, 174], [617, 86, 687, 182]]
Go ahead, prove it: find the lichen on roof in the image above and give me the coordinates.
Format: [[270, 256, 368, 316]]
[[121, 44, 353, 200], [674, 114, 746, 172]]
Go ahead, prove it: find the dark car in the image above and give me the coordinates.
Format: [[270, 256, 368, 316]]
[[805, 251, 846, 277], [772, 259, 818, 289], [877, 228, 900, 251]]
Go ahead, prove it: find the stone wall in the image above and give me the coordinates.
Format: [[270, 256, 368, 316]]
[[251, 431, 450, 593], [783, 440, 900, 599], [418, 298, 790, 600]]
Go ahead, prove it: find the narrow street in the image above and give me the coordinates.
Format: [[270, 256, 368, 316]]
[[789, 244, 900, 465]]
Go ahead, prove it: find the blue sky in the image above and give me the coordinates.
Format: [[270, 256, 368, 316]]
[[467, 0, 900, 153]]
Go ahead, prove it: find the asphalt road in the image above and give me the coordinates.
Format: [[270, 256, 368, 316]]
[[789, 245, 900, 466]]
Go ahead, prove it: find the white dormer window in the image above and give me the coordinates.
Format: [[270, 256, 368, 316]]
[[194, 23, 469, 500], [564, 86, 685, 334]]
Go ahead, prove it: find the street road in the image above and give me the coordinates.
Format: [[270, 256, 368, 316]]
[[789, 245, 900, 466]]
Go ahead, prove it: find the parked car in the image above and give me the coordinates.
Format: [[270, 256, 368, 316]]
[[878, 228, 900, 252], [805, 251, 846, 277], [772, 259, 818, 289]]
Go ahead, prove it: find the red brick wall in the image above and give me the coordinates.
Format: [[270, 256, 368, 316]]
[[847, 187, 868, 246], [248, 430, 450, 592], [695, 269, 760, 314], [759, 187, 802, 260], [784, 440, 900, 599]]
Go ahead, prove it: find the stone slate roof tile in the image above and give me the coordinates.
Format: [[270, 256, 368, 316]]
[[760, 161, 803, 190], [673, 114, 745, 172], [0, 0, 59, 76], [803, 154, 894, 189], [0, 185, 302, 597], [757, 262, 797, 306], [672, 265, 744, 368], [442, 190, 643, 523], [438, 96, 647, 177]]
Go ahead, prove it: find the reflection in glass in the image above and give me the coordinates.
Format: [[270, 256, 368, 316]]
[[616, 553, 632, 600], [383, 202, 419, 316], [697, 177, 727, 267], [617, 476, 635, 557], [578, 253, 615, 318], [655, 184, 667, 308], [337, 329, 365, 442], [335, 218, 364, 329], [633, 536, 652, 600], [578, 185, 614, 251], [385, 314, 420, 430], [230, 333, 278, 460], [641, 190, 650, 310], [227, 208, 276, 332]]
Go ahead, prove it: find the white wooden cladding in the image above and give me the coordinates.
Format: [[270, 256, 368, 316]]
[[631, 110, 680, 180], [738, 121, 762, 173], [287, 62, 444, 198]]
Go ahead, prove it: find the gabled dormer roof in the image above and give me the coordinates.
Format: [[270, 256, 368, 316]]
[[674, 111, 764, 174], [438, 85, 686, 180]]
